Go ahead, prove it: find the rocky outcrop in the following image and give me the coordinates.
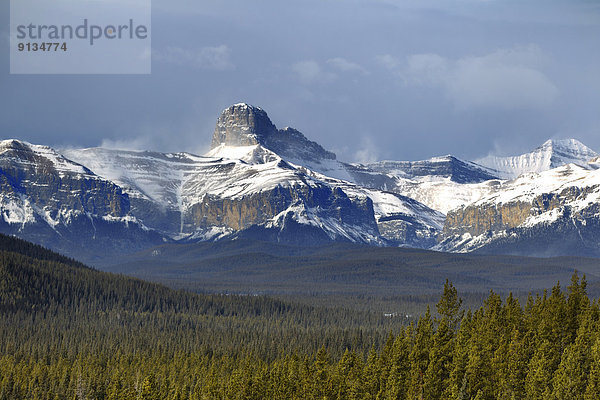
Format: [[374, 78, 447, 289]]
[[211, 104, 277, 148], [443, 185, 600, 238], [265, 127, 336, 162], [365, 156, 498, 184], [211, 103, 335, 162], [0, 140, 165, 261], [439, 183, 600, 257], [0, 140, 129, 218], [377, 216, 439, 248], [443, 201, 532, 237], [190, 183, 378, 240]]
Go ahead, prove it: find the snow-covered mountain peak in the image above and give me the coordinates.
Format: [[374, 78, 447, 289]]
[[232, 102, 263, 110], [210, 103, 277, 150], [364, 154, 498, 184], [0, 138, 45, 155], [0, 138, 28, 149], [210, 103, 336, 165], [205, 143, 281, 164], [1, 138, 93, 176], [537, 138, 597, 160], [476, 138, 598, 179]]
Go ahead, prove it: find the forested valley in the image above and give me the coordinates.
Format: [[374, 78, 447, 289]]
[[1, 233, 599, 399]]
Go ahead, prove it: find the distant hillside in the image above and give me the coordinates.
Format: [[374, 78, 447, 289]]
[[5, 108, 600, 260], [0, 232, 408, 355], [104, 239, 600, 297], [2, 235, 600, 399]]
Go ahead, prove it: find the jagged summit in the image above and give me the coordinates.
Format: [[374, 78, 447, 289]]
[[364, 155, 498, 184], [210, 103, 336, 163], [538, 139, 597, 161], [0, 138, 94, 176], [211, 103, 277, 149], [476, 138, 598, 179], [0, 138, 29, 149]]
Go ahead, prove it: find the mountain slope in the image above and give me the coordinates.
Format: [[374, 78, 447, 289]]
[[63, 103, 443, 249], [476, 139, 598, 179], [204, 103, 444, 246], [0, 139, 165, 260], [107, 238, 600, 296], [350, 156, 500, 214], [363, 155, 498, 184], [62, 147, 384, 246], [438, 163, 600, 256], [2, 103, 600, 259]]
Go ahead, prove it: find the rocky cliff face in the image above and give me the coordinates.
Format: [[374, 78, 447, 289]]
[[211, 103, 277, 148], [365, 156, 498, 184], [210, 104, 335, 163], [0, 140, 129, 219], [476, 139, 598, 179], [443, 201, 532, 238], [438, 203, 600, 258], [191, 183, 379, 242], [438, 164, 600, 256], [0, 140, 165, 260], [265, 127, 336, 163], [444, 185, 600, 237]]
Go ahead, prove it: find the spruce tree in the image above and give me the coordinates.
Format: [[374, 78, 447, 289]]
[[407, 308, 433, 400], [423, 280, 461, 400], [363, 347, 380, 400], [525, 339, 558, 400], [550, 312, 594, 400], [385, 333, 410, 400], [585, 332, 600, 400], [448, 310, 473, 400], [314, 345, 331, 400]]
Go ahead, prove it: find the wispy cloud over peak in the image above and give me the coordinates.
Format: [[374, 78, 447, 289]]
[[326, 57, 369, 75], [153, 45, 234, 70], [381, 45, 559, 110], [292, 60, 337, 84]]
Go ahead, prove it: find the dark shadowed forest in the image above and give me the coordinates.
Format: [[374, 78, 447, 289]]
[[1, 234, 599, 399]]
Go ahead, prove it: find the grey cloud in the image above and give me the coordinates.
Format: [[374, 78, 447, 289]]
[[153, 45, 234, 70], [376, 54, 402, 70], [99, 137, 156, 151], [326, 58, 369, 75], [385, 45, 559, 110], [1, 0, 598, 164], [291, 60, 337, 84], [292, 58, 367, 86], [354, 136, 380, 164], [403, 53, 449, 85]]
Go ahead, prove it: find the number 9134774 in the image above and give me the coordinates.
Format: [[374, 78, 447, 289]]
[[17, 42, 67, 52]]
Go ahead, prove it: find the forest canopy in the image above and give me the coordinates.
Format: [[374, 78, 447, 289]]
[[0, 233, 598, 399]]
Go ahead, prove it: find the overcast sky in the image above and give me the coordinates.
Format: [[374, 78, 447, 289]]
[[1, 0, 599, 162]]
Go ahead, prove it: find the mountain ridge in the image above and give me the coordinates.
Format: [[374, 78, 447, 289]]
[[1, 103, 599, 259], [476, 138, 598, 179]]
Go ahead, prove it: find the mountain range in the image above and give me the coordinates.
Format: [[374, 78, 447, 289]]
[[1, 102, 599, 261]]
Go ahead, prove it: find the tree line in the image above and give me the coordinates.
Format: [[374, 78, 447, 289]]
[[1, 233, 599, 399]]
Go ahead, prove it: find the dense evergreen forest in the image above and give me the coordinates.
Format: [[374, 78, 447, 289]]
[[1, 233, 600, 399]]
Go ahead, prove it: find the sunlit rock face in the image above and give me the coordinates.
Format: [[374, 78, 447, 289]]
[[211, 103, 336, 163], [211, 103, 277, 148], [437, 164, 600, 257]]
